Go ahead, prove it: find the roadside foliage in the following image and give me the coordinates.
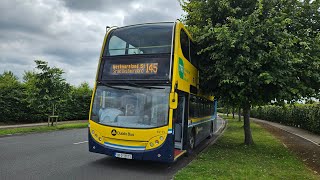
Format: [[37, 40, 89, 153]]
[[181, 0, 320, 144], [251, 104, 320, 135], [0, 61, 92, 124]]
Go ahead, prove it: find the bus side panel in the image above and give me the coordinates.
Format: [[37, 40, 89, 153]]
[[88, 129, 175, 163], [189, 120, 213, 147]]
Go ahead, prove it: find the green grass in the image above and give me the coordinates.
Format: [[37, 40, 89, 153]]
[[0, 123, 88, 136], [175, 115, 319, 180]]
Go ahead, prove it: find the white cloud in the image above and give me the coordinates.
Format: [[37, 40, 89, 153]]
[[0, 0, 183, 86]]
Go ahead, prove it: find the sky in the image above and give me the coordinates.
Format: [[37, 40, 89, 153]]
[[0, 0, 184, 86]]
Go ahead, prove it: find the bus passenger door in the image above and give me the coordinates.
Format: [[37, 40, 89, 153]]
[[174, 95, 186, 150]]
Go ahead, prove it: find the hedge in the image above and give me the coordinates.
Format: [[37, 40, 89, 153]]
[[0, 80, 92, 124], [251, 104, 320, 135]]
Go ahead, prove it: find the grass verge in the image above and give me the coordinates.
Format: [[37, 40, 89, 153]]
[[175, 115, 318, 180], [0, 123, 88, 136]]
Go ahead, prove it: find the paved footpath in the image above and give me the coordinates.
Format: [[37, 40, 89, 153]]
[[252, 118, 320, 146], [0, 120, 88, 129]]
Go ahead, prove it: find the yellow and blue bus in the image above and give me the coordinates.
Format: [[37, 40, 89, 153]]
[[88, 21, 218, 162]]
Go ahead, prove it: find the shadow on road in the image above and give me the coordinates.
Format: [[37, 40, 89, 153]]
[[82, 133, 223, 180], [91, 156, 171, 172]]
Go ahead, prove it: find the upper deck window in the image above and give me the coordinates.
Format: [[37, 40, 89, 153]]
[[180, 29, 190, 61], [105, 23, 174, 56]]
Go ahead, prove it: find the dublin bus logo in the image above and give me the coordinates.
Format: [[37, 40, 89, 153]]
[[111, 129, 117, 136]]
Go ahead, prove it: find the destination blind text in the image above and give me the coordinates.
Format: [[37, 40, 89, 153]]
[[112, 63, 158, 75]]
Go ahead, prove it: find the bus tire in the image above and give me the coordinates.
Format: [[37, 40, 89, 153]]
[[186, 128, 195, 156]]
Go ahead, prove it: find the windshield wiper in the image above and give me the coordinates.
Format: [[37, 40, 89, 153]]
[[124, 81, 164, 89], [97, 81, 129, 90]]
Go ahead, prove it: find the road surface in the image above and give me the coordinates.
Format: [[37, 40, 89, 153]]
[[0, 119, 224, 180]]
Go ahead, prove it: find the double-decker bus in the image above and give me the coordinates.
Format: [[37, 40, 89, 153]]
[[88, 21, 218, 162]]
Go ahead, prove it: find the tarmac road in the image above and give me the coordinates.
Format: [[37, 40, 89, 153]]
[[0, 119, 224, 180]]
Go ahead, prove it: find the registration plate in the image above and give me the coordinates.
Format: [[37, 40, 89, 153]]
[[115, 152, 133, 159]]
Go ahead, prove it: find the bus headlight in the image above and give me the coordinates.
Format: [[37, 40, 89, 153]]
[[146, 135, 167, 150]]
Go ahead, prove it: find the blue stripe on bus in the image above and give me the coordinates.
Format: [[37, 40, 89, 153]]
[[188, 117, 214, 127], [104, 142, 145, 151]]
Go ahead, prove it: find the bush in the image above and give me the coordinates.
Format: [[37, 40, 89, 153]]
[[251, 104, 320, 135], [0, 70, 92, 124]]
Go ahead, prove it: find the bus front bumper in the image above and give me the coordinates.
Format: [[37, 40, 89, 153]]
[[88, 129, 174, 163]]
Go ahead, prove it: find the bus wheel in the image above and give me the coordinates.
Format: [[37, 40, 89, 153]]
[[187, 129, 195, 156]]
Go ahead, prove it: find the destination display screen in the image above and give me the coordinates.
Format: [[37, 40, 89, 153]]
[[111, 63, 158, 75], [99, 54, 171, 81]]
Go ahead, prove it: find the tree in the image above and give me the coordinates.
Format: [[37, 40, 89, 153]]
[[181, 0, 320, 145], [32, 60, 70, 117], [23, 70, 49, 122]]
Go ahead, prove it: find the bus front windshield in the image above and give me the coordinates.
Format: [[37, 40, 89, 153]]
[[91, 85, 170, 128]]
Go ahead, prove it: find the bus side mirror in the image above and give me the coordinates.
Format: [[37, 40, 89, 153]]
[[169, 92, 178, 109]]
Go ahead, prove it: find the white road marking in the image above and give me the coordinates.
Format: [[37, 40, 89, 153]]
[[73, 141, 88, 145]]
